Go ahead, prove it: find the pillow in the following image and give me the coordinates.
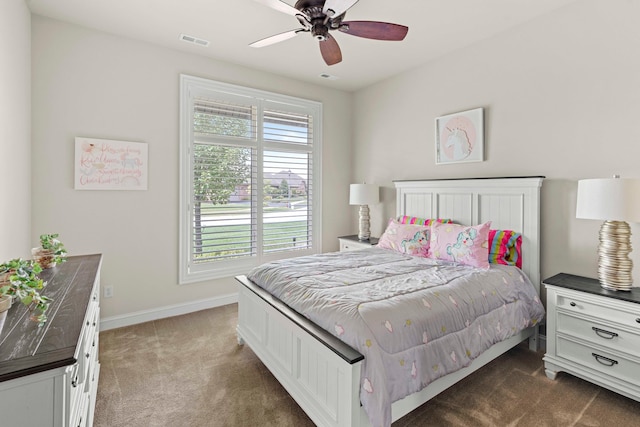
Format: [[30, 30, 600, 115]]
[[488, 229, 522, 268], [377, 219, 430, 257], [429, 221, 491, 268], [397, 216, 452, 226]]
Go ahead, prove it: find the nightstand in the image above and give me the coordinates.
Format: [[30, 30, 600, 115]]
[[543, 273, 640, 403], [338, 235, 379, 252]]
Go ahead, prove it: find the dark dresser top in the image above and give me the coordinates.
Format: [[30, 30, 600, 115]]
[[0, 254, 102, 382], [543, 272, 640, 305]]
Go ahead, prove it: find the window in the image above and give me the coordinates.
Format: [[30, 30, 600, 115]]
[[179, 75, 322, 283]]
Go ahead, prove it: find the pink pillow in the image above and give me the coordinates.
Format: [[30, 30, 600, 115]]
[[377, 219, 430, 257], [429, 221, 492, 268]]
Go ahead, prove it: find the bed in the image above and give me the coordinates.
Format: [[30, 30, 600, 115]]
[[236, 177, 544, 427]]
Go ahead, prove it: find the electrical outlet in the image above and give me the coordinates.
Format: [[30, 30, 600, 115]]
[[104, 285, 114, 298]]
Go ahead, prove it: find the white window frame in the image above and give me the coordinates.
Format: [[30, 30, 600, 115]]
[[179, 74, 323, 284]]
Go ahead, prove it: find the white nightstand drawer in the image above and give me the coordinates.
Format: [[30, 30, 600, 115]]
[[557, 311, 640, 355], [338, 236, 377, 252], [340, 240, 369, 251], [556, 292, 640, 330], [557, 336, 640, 385]]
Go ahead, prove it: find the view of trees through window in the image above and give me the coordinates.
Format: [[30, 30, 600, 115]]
[[191, 104, 313, 263]]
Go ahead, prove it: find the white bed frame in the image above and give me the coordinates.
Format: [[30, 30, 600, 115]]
[[236, 177, 544, 427]]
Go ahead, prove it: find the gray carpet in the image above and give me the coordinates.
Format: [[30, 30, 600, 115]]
[[94, 304, 640, 426]]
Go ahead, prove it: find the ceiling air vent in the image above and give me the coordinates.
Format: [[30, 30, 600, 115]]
[[179, 34, 210, 47], [319, 73, 338, 80]]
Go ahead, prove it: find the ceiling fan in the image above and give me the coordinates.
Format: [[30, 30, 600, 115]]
[[250, 0, 409, 66]]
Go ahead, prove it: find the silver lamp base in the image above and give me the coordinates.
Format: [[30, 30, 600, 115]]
[[358, 205, 371, 241], [598, 220, 633, 291]]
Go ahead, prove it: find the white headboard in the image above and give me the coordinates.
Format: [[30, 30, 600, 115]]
[[394, 177, 544, 293]]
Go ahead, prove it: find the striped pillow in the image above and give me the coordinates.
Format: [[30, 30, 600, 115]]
[[488, 229, 522, 268], [397, 216, 452, 226]]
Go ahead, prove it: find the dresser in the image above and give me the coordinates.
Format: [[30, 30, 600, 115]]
[[338, 235, 379, 252], [0, 254, 102, 427], [543, 273, 640, 403]]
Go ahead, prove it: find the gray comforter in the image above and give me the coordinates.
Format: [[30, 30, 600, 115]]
[[247, 248, 545, 427]]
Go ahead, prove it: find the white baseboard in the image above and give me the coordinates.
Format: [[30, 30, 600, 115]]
[[99, 293, 238, 331]]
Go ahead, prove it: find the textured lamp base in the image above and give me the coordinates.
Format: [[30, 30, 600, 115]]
[[598, 220, 633, 291], [358, 205, 371, 241]]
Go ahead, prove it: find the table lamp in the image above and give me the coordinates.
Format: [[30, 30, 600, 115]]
[[349, 183, 379, 241], [576, 175, 640, 291]]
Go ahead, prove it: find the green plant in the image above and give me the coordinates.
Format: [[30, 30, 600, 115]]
[[0, 258, 50, 324], [38, 233, 67, 265]]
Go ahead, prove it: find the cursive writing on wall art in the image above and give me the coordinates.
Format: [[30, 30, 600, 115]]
[[74, 137, 148, 190]]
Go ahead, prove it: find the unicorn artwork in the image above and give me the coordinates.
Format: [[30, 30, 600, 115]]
[[401, 230, 429, 256], [446, 228, 477, 262], [436, 108, 483, 164], [121, 152, 142, 169], [445, 127, 472, 161]]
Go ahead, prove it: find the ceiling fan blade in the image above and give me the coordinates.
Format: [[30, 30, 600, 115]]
[[254, 0, 300, 16], [319, 34, 342, 66], [323, 0, 359, 18], [339, 21, 408, 41], [250, 29, 306, 48]]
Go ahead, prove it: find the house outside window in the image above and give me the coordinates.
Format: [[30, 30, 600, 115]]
[[179, 75, 322, 283]]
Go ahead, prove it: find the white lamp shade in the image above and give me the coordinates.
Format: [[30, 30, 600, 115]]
[[349, 184, 379, 205], [576, 178, 640, 222]]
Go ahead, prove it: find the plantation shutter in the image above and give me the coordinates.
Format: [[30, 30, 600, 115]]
[[180, 75, 321, 283], [262, 108, 314, 254], [191, 97, 257, 263]]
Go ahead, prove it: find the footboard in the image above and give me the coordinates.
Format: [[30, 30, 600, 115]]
[[236, 276, 365, 427]]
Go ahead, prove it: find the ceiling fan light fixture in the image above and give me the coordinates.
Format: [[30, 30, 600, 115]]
[[312, 24, 328, 41]]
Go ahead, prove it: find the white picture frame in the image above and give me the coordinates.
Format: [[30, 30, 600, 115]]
[[435, 107, 484, 165], [74, 137, 148, 190]]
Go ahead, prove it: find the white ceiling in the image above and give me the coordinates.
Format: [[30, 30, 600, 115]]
[[27, 0, 578, 92]]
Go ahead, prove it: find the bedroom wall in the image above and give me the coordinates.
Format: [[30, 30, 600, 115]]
[[31, 16, 352, 322], [0, 0, 31, 260], [352, 0, 640, 287]]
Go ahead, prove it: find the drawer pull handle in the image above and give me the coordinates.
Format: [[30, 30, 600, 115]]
[[569, 302, 577, 307], [636, 318, 640, 324], [592, 327, 618, 339], [72, 376, 78, 387], [86, 352, 90, 359], [592, 353, 618, 367]]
